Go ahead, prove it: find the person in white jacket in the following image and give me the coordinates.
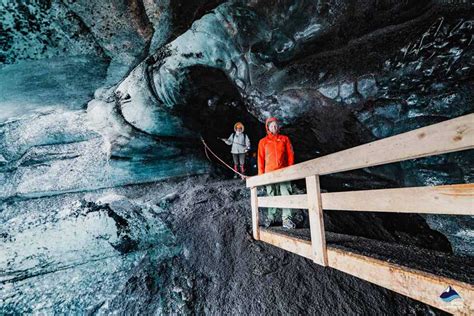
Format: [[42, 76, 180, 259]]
[[220, 122, 251, 178]]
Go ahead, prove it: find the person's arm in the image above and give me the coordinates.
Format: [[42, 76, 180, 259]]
[[245, 135, 251, 152], [286, 137, 294, 166], [258, 140, 265, 175], [222, 134, 233, 145]]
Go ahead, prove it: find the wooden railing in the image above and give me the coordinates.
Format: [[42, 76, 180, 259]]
[[246, 114, 474, 314]]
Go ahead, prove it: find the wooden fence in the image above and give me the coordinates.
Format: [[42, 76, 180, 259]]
[[246, 114, 474, 315]]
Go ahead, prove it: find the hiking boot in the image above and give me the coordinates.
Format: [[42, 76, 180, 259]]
[[282, 218, 296, 229]]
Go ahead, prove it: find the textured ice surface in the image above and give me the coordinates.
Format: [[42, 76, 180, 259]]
[[0, 2, 473, 315], [0, 51, 209, 199], [0, 1, 104, 64], [0, 106, 209, 199], [0, 56, 109, 122], [1, 6, 473, 308], [0, 191, 179, 314], [425, 214, 474, 257]]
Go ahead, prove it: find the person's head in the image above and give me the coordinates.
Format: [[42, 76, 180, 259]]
[[268, 121, 279, 134], [234, 122, 244, 134], [265, 117, 280, 135]]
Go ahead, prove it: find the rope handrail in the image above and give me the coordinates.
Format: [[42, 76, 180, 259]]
[[201, 137, 247, 178]]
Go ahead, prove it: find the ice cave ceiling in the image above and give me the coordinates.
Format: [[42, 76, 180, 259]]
[[0, 0, 473, 255]]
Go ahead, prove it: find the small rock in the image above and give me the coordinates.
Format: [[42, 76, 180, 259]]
[[318, 84, 339, 99], [339, 81, 354, 99], [357, 75, 379, 99]]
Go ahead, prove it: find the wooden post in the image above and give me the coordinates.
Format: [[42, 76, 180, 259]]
[[306, 175, 328, 266], [250, 187, 260, 240]]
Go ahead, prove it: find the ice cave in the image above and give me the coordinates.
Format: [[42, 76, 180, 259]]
[[0, 0, 473, 314]]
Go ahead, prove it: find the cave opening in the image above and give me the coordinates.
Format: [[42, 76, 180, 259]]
[[175, 66, 454, 254], [178, 66, 265, 177]]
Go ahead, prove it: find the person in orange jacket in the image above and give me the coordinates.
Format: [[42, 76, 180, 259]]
[[257, 117, 296, 229]]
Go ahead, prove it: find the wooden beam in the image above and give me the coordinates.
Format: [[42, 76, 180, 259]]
[[258, 194, 308, 209], [257, 184, 474, 215], [247, 114, 474, 188], [321, 184, 474, 215], [258, 229, 474, 314], [306, 175, 328, 266], [250, 187, 260, 240], [259, 229, 313, 259], [328, 248, 474, 315]]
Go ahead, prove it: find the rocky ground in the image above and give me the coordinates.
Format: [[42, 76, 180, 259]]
[[4, 173, 469, 314], [153, 176, 450, 315]]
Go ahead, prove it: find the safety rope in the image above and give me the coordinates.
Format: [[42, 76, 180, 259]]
[[201, 137, 247, 179]]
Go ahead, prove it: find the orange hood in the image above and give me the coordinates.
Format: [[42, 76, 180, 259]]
[[234, 122, 245, 132]]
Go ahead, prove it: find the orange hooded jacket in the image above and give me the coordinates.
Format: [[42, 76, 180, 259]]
[[257, 117, 294, 175]]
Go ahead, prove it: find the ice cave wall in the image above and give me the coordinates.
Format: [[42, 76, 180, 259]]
[[0, 0, 473, 255]]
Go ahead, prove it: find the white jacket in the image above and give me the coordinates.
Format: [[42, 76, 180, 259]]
[[225, 132, 250, 154]]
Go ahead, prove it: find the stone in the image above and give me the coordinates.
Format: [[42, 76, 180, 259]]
[[339, 81, 354, 99], [357, 76, 379, 99], [318, 84, 339, 99]]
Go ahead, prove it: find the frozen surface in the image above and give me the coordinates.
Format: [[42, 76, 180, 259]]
[[0, 56, 109, 123], [0, 107, 209, 199], [0, 190, 179, 314]]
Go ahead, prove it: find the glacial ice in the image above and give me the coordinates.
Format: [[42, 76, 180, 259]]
[[0, 107, 209, 199], [1, 7, 473, 316], [0, 56, 109, 122], [0, 191, 179, 314]]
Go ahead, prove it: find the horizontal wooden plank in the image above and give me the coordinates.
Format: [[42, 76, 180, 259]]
[[259, 229, 313, 260], [321, 184, 474, 215], [328, 248, 474, 315], [258, 229, 474, 314], [258, 194, 308, 209], [247, 114, 474, 187]]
